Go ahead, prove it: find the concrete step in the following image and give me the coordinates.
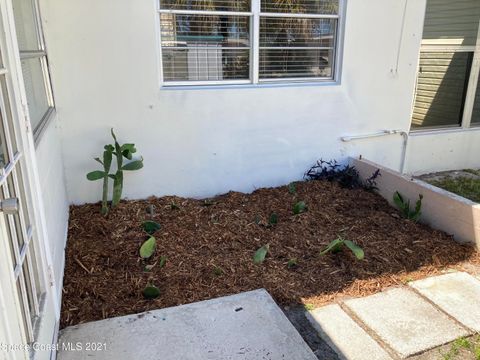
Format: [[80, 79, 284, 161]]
[[58, 289, 317, 360]]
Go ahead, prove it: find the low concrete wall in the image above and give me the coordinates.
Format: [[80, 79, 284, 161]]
[[352, 158, 480, 249]]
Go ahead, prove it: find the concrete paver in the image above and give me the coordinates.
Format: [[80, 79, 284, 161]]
[[410, 272, 480, 332], [306, 304, 392, 360], [344, 288, 469, 358]]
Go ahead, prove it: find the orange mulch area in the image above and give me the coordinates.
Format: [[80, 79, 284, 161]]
[[61, 180, 480, 328]]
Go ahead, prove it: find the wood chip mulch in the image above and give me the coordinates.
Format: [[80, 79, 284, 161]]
[[61, 180, 480, 328]]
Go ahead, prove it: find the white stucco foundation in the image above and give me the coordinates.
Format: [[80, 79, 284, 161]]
[[35, 115, 69, 301], [405, 129, 480, 175]]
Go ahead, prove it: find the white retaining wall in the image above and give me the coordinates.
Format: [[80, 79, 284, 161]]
[[353, 157, 480, 249]]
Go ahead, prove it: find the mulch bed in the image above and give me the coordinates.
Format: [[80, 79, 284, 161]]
[[61, 180, 480, 328]]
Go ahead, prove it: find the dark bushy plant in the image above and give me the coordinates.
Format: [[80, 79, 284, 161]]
[[304, 159, 380, 190]]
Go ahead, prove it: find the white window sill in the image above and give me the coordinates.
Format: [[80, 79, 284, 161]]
[[409, 125, 480, 137], [160, 79, 341, 91]]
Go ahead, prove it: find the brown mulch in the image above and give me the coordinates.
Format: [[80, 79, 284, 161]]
[[61, 180, 480, 328]]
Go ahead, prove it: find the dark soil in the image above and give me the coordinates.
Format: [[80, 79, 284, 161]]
[[61, 180, 479, 328]]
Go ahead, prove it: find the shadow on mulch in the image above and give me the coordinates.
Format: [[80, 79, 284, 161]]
[[61, 180, 479, 328]]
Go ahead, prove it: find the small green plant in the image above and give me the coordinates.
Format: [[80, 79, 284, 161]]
[[320, 236, 364, 260], [287, 258, 298, 269], [293, 201, 307, 215], [139, 236, 156, 259], [213, 266, 224, 276], [440, 337, 477, 360], [454, 337, 472, 350], [304, 303, 315, 311], [170, 202, 180, 210], [288, 182, 297, 194], [393, 191, 423, 221], [268, 213, 278, 225], [143, 283, 161, 299], [159, 255, 167, 268], [86, 129, 143, 215], [142, 220, 161, 235], [253, 244, 269, 264]]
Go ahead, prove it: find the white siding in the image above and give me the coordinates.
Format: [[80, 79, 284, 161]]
[[423, 0, 480, 46]]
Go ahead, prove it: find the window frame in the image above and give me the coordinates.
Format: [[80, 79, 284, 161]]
[[15, 0, 55, 142], [411, 15, 480, 132], [157, 0, 346, 87]]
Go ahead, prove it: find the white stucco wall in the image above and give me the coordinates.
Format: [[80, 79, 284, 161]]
[[40, 0, 430, 204], [405, 129, 480, 175], [35, 116, 69, 300]]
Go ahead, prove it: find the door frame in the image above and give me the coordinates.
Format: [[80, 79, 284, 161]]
[[0, 0, 60, 357]]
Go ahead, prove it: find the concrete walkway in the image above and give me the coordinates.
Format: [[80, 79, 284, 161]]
[[306, 271, 480, 360], [57, 271, 480, 360]]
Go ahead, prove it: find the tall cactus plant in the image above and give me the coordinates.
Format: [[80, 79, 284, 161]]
[[87, 129, 143, 215]]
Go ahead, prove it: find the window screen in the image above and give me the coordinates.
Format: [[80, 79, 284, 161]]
[[411, 52, 472, 129], [12, 0, 54, 137], [411, 0, 480, 129]]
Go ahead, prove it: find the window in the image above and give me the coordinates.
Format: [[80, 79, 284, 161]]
[[12, 0, 54, 139], [473, 72, 480, 125], [411, 0, 480, 130], [158, 0, 341, 85]]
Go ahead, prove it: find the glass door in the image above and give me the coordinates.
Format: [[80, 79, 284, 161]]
[[0, 0, 57, 358]]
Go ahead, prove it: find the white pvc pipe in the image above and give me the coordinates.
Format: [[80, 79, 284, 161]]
[[340, 129, 409, 174]]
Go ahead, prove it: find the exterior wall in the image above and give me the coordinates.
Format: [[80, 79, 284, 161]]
[[34, 115, 69, 300], [405, 129, 480, 175], [40, 0, 427, 204]]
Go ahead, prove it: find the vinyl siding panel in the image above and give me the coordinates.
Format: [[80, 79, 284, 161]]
[[423, 0, 480, 46], [412, 52, 471, 128]]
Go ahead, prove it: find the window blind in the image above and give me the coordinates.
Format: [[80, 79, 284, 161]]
[[259, 16, 336, 79], [160, 13, 250, 81], [158, 0, 340, 85]]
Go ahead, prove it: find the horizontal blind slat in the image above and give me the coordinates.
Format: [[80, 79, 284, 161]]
[[160, 0, 250, 13]]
